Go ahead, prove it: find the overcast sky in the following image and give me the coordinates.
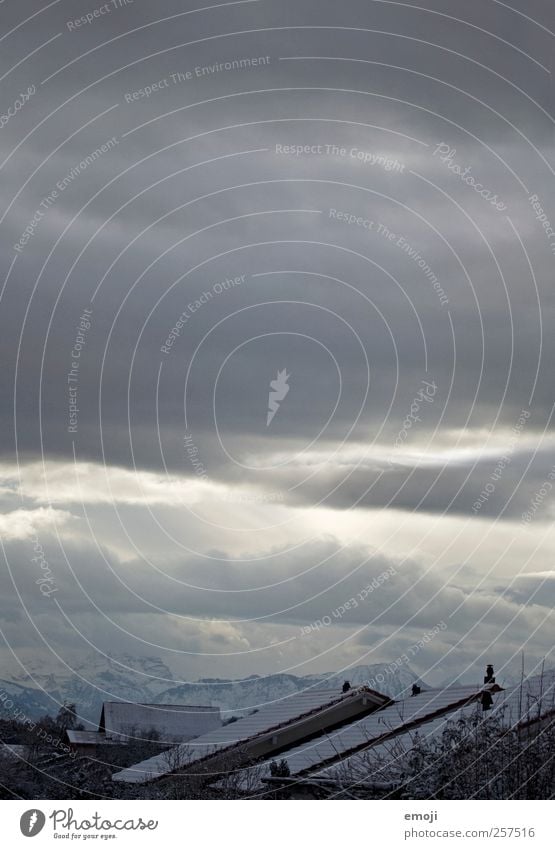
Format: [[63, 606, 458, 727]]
[[0, 0, 554, 699]]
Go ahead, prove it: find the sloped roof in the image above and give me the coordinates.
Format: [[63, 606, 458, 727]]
[[66, 730, 108, 746], [100, 701, 221, 744], [270, 685, 494, 776], [490, 669, 555, 728], [315, 670, 555, 789], [316, 697, 486, 787], [112, 686, 388, 784], [229, 684, 499, 792]]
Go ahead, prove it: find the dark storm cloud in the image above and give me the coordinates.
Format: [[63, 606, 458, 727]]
[[2, 0, 553, 475]]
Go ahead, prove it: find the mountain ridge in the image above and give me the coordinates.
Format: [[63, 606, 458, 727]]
[[0, 654, 425, 723]]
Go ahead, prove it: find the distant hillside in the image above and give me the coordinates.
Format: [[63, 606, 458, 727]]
[[0, 677, 54, 719], [158, 663, 425, 716], [0, 654, 425, 724]]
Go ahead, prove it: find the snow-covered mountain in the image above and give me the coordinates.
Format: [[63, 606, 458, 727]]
[[0, 677, 54, 719], [0, 654, 425, 723], [158, 663, 425, 716], [1, 654, 174, 725]]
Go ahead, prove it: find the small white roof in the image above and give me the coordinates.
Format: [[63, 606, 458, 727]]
[[66, 730, 107, 745], [113, 687, 380, 784]]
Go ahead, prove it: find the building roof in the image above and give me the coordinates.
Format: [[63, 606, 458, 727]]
[[228, 684, 500, 792], [315, 697, 486, 788], [314, 670, 555, 790], [489, 669, 555, 728], [112, 686, 389, 784], [275, 685, 495, 776], [66, 730, 108, 746], [99, 701, 221, 744]]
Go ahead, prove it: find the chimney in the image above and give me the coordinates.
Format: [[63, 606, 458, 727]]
[[484, 664, 495, 685], [481, 691, 493, 711]]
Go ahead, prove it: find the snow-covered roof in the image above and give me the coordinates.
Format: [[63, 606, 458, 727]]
[[272, 685, 492, 776], [314, 670, 555, 789], [99, 701, 221, 744], [490, 669, 555, 728], [316, 698, 486, 788], [66, 730, 108, 746], [227, 684, 499, 792], [112, 686, 387, 784]]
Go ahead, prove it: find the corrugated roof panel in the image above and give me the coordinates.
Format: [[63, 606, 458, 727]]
[[112, 687, 373, 783]]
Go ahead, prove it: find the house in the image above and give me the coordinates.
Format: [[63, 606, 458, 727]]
[[490, 668, 555, 735], [99, 701, 221, 744], [253, 668, 555, 798], [223, 681, 504, 796], [298, 671, 555, 798], [112, 684, 392, 784], [112, 666, 555, 795], [66, 702, 221, 754], [65, 730, 115, 756]]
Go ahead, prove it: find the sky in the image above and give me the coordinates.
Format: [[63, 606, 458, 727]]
[[0, 0, 554, 695]]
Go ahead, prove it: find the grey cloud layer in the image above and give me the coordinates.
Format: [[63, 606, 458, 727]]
[[1, 0, 554, 681]]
